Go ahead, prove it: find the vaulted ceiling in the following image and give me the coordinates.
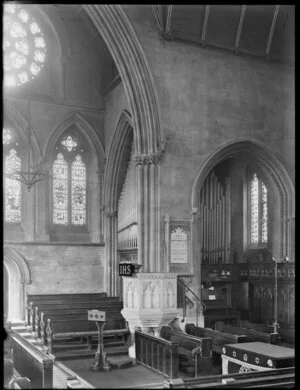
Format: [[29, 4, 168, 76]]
[[152, 5, 294, 66]]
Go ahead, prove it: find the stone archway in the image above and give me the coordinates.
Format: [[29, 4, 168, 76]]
[[192, 140, 295, 263], [83, 6, 166, 282], [4, 247, 31, 322], [103, 111, 134, 295]]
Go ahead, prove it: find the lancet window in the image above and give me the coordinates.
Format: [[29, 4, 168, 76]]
[[52, 133, 87, 227], [249, 172, 268, 246], [3, 128, 22, 223]]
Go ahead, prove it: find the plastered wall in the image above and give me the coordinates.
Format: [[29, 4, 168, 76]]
[[8, 244, 105, 294]]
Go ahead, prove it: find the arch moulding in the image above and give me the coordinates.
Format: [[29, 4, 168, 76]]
[[191, 140, 295, 260], [44, 111, 105, 169], [83, 5, 162, 155], [4, 102, 42, 163], [4, 246, 31, 322]]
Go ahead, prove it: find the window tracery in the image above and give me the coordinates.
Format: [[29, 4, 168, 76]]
[[3, 128, 22, 223], [249, 172, 268, 246], [52, 133, 87, 227], [4, 3, 47, 87]]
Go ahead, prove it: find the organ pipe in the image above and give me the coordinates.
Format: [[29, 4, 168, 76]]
[[117, 145, 138, 249], [199, 171, 231, 264]]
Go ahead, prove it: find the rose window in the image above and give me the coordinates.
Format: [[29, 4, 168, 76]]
[[3, 3, 47, 87]]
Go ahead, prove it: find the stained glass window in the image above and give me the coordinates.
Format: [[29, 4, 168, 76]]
[[52, 134, 87, 227], [5, 148, 21, 223], [62, 135, 78, 152], [71, 155, 86, 225], [3, 3, 47, 87], [53, 153, 68, 225], [249, 173, 268, 245], [3, 128, 13, 144]]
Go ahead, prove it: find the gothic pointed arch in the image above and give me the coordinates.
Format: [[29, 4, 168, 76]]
[[192, 139, 295, 260], [102, 110, 134, 295], [4, 246, 31, 321], [83, 5, 162, 155], [45, 112, 104, 242], [44, 112, 105, 167], [103, 110, 133, 212], [4, 246, 31, 284], [4, 102, 42, 163]]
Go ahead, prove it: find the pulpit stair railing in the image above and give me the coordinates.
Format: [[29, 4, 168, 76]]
[[177, 278, 206, 327]]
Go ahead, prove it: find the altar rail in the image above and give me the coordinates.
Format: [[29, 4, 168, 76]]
[[164, 367, 295, 388], [9, 330, 55, 388], [135, 331, 179, 379]]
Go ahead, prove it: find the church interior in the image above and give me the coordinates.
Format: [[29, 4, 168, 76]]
[[3, 4, 295, 389]]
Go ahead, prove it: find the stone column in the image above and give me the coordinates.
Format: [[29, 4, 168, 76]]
[[105, 209, 118, 296], [133, 151, 162, 272], [121, 272, 179, 359]]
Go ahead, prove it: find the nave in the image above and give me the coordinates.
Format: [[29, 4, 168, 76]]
[[3, 3, 294, 389]]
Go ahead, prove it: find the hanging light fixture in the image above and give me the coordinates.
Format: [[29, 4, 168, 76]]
[[5, 100, 52, 191]]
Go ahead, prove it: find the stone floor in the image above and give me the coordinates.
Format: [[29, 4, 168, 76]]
[[60, 357, 167, 388]]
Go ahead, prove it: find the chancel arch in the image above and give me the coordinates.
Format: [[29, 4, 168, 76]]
[[4, 246, 31, 322], [103, 111, 136, 296], [192, 140, 295, 328]]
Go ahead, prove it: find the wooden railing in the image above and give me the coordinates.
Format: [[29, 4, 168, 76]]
[[9, 330, 55, 388], [164, 367, 295, 388], [177, 278, 206, 326], [135, 331, 179, 379]]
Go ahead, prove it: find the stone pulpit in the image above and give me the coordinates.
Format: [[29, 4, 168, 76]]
[[121, 272, 179, 358]]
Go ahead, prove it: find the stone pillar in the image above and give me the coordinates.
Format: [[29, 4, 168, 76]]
[[133, 152, 161, 273], [121, 272, 179, 358], [105, 209, 118, 296]]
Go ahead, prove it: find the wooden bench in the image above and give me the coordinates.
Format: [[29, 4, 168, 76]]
[[33, 305, 125, 340], [240, 320, 295, 346], [215, 322, 280, 345], [161, 326, 212, 377], [186, 324, 247, 355], [9, 329, 55, 388], [25, 293, 112, 324], [25, 294, 128, 354], [4, 359, 31, 389]]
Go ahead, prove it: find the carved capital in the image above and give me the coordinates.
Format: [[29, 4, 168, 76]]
[[133, 139, 167, 166], [133, 153, 160, 166], [106, 209, 118, 218]]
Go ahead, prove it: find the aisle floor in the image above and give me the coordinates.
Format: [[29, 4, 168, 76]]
[[61, 358, 167, 388]]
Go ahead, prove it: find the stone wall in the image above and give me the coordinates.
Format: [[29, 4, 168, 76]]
[[7, 243, 106, 294]]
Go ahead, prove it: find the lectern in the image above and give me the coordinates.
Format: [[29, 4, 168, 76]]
[[88, 310, 111, 371]]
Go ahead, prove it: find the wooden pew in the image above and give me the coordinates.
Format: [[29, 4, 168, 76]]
[[240, 320, 295, 346], [26, 295, 122, 331], [45, 318, 129, 354], [34, 305, 125, 340], [215, 322, 280, 345], [9, 329, 55, 388], [4, 359, 31, 389], [186, 324, 247, 356], [161, 326, 212, 377]]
